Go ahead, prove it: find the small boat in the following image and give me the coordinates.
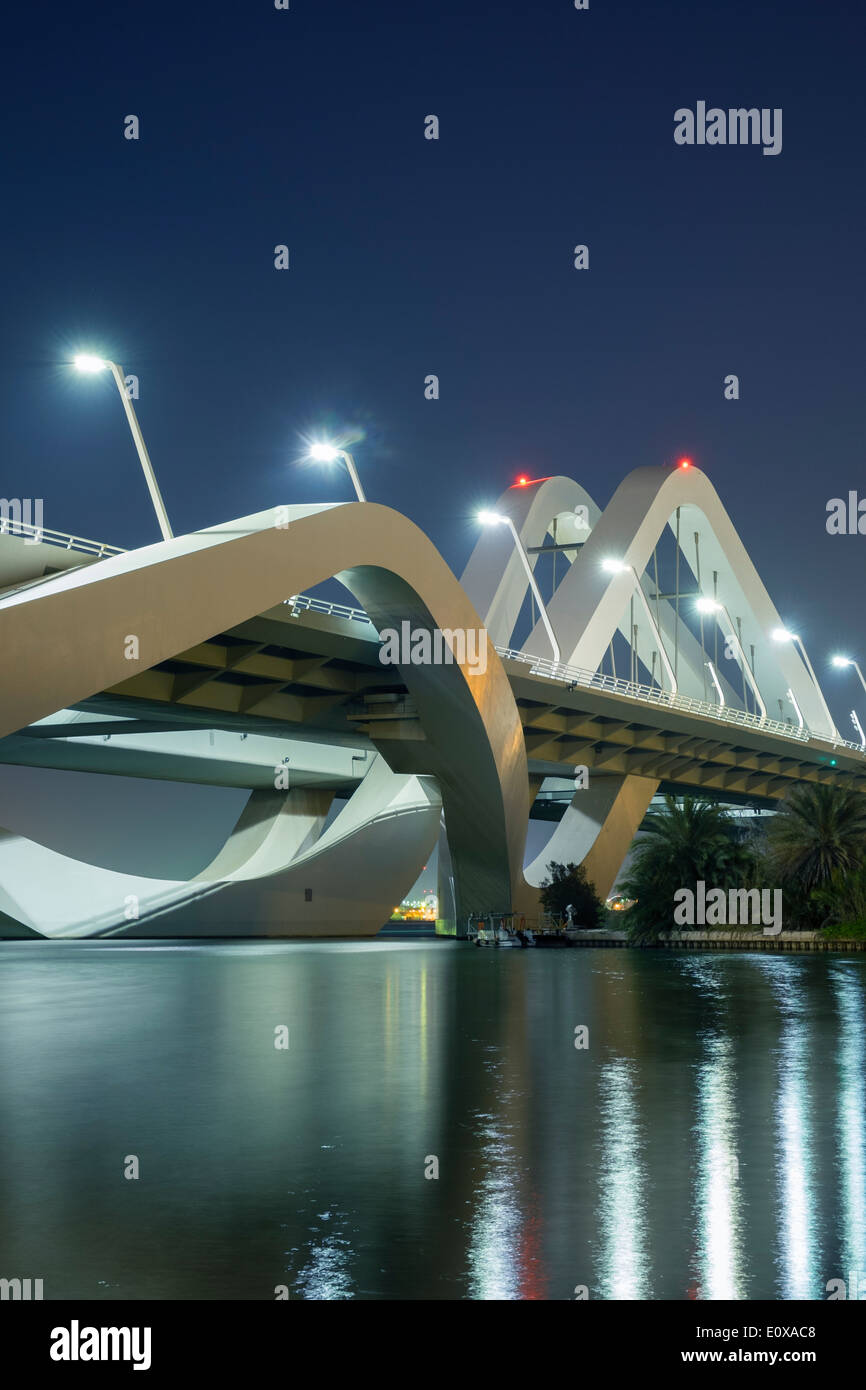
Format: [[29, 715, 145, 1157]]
[[468, 915, 537, 947], [495, 927, 522, 948]]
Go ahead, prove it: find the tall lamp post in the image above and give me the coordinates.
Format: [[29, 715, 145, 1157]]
[[697, 597, 767, 719], [73, 354, 173, 541], [308, 442, 366, 502], [603, 557, 677, 694], [479, 510, 560, 664], [832, 655, 866, 750], [831, 654, 866, 697], [773, 628, 839, 740]]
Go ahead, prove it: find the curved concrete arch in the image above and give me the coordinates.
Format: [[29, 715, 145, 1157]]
[[0, 501, 529, 925], [465, 464, 839, 902], [463, 474, 739, 705], [522, 775, 660, 903], [522, 466, 837, 738], [0, 756, 442, 938], [115, 761, 443, 939], [461, 475, 599, 651]]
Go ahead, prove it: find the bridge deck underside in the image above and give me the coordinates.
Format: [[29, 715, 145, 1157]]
[[7, 607, 865, 804]]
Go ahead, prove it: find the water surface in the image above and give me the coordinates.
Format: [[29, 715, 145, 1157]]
[[0, 941, 862, 1300]]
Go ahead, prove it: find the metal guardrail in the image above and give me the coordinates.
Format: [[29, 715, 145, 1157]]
[[272, 593, 866, 760], [284, 593, 377, 626], [497, 646, 825, 746], [835, 736, 866, 754], [0, 517, 125, 558]]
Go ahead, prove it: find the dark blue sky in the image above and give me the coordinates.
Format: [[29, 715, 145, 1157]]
[[2, 0, 865, 715]]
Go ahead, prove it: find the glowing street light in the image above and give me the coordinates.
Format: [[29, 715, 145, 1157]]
[[602, 557, 677, 694], [832, 654, 866, 697], [832, 657, 866, 750], [479, 510, 559, 664], [695, 595, 767, 718], [308, 441, 366, 502], [73, 353, 173, 541], [773, 628, 839, 740]]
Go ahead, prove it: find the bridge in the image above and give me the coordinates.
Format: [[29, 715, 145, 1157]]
[[1, 464, 863, 938]]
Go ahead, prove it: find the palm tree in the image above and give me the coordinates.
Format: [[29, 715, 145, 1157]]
[[764, 783, 866, 891], [621, 795, 755, 942]]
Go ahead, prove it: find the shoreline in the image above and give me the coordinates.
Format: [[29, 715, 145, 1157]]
[[563, 928, 866, 952]]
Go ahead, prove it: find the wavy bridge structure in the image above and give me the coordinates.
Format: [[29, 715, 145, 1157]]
[[1, 465, 863, 939]]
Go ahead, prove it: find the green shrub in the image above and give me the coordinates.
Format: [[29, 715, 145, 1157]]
[[538, 861, 604, 928]]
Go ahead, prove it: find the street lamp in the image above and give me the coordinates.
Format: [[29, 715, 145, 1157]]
[[602, 558, 677, 694], [832, 657, 866, 750], [705, 659, 725, 708], [787, 687, 804, 731], [479, 510, 559, 664], [308, 442, 366, 502], [696, 597, 767, 719], [73, 354, 173, 541], [773, 628, 839, 740], [832, 654, 866, 697]]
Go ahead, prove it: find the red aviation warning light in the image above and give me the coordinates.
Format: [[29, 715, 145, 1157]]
[[507, 475, 552, 489], [678, 457, 693, 470]]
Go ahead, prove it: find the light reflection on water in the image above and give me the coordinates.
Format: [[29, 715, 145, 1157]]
[[465, 1101, 524, 1301], [752, 959, 819, 1299], [596, 1059, 648, 1299], [0, 942, 863, 1300], [831, 964, 866, 1279], [679, 960, 745, 1301]]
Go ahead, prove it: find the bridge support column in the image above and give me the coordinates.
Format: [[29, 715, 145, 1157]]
[[523, 773, 658, 905], [436, 773, 543, 935]]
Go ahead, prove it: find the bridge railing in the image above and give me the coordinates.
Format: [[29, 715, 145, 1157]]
[[284, 593, 377, 626], [834, 735, 866, 755], [496, 646, 814, 744], [280, 593, 864, 758], [0, 516, 125, 559]]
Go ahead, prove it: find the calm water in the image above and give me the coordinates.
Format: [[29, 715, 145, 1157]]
[[0, 941, 863, 1301]]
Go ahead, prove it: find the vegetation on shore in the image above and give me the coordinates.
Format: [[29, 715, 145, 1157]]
[[612, 786, 866, 944], [538, 861, 605, 928]]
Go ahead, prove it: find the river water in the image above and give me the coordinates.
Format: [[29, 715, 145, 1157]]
[[0, 941, 863, 1301]]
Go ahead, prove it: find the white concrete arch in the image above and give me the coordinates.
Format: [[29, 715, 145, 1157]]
[[462, 475, 599, 655], [522, 466, 837, 739], [0, 501, 529, 927], [463, 474, 743, 706], [0, 758, 441, 938]]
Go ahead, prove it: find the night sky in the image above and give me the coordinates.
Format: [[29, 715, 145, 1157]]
[[2, 0, 864, 723]]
